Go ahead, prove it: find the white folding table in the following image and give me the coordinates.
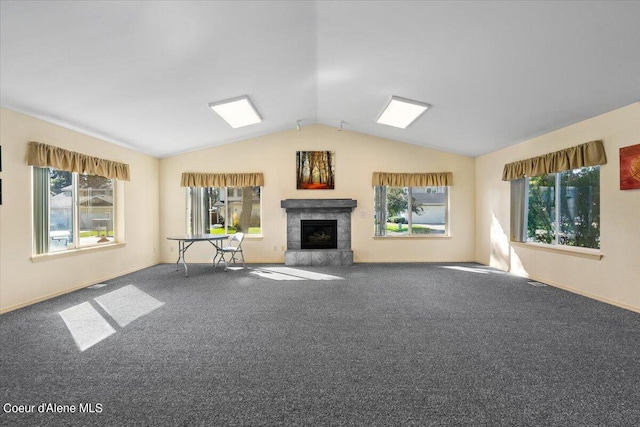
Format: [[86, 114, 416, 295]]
[[166, 234, 229, 277]]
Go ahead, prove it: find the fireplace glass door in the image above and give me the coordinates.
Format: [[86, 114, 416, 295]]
[[301, 220, 338, 249]]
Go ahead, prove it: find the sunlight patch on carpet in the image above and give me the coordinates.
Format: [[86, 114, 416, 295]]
[[94, 285, 164, 327], [442, 266, 490, 274], [251, 270, 303, 280], [250, 267, 344, 281], [59, 302, 116, 352], [59, 285, 164, 351], [528, 281, 547, 287]]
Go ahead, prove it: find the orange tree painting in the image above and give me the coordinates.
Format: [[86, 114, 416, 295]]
[[620, 143, 640, 190], [296, 151, 335, 189]]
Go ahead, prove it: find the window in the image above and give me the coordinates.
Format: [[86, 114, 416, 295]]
[[374, 186, 449, 236], [187, 186, 262, 235], [516, 166, 600, 249], [33, 167, 116, 254]]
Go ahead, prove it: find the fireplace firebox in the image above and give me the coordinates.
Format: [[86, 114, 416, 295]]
[[301, 220, 338, 250]]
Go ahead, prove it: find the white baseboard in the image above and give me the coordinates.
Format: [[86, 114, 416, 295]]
[[526, 275, 640, 314], [477, 261, 640, 314]]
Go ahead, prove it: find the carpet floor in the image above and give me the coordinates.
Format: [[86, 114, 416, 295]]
[[1, 263, 639, 426]]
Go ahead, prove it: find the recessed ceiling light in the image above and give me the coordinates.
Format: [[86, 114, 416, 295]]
[[377, 96, 431, 129], [208, 96, 262, 128]]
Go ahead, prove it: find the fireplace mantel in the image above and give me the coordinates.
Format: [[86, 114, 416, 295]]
[[281, 199, 357, 266], [280, 198, 357, 210]]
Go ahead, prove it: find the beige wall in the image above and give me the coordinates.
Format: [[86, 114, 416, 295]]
[[0, 108, 160, 313], [475, 103, 640, 312], [160, 125, 476, 264], [7, 102, 635, 313]]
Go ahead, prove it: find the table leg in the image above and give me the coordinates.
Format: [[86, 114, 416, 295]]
[[175, 241, 181, 271], [175, 241, 192, 277], [210, 240, 223, 268]]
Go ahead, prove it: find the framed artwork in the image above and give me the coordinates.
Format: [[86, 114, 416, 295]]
[[620, 143, 640, 190], [296, 151, 335, 190]]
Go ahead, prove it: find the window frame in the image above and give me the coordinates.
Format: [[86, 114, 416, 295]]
[[32, 167, 120, 256], [186, 186, 263, 237], [374, 185, 450, 238], [512, 165, 601, 251]]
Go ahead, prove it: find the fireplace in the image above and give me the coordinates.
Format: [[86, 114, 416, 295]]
[[281, 199, 357, 266], [301, 220, 338, 250]]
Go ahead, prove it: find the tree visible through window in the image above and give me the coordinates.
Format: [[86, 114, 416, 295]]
[[526, 166, 600, 249], [374, 186, 448, 236], [187, 186, 262, 235]]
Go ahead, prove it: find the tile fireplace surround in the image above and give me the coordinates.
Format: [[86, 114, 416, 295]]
[[281, 199, 357, 266]]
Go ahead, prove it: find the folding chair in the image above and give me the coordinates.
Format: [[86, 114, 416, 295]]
[[215, 232, 246, 270]]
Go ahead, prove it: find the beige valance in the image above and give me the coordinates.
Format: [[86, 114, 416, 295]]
[[181, 172, 264, 188], [27, 141, 130, 181], [502, 140, 606, 181], [372, 172, 453, 187]]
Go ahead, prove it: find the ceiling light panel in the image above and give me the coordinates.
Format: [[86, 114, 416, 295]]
[[208, 96, 262, 128], [377, 96, 431, 129]]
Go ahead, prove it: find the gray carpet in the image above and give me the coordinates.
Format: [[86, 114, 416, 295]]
[[1, 263, 639, 426]]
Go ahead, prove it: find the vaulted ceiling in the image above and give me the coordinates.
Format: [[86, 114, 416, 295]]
[[1, 1, 639, 158]]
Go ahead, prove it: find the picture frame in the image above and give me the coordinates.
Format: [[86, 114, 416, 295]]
[[619, 143, 640, 190], [296, 151, 335, 190]]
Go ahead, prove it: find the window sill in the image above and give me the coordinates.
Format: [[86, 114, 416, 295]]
[[510, 241, 603, 260], [31, 242, 126, 263]]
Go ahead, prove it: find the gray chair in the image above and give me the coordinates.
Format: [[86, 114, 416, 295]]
[[215, 232, 246, 270]]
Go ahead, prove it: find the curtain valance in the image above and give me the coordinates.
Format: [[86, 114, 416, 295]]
[[27, 141, 130, 181], [181, 172, 264, 188], [372, 172, 453, 187], [501, 140, 606, 181]]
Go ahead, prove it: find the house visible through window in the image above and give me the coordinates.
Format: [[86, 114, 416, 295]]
[[523, 166, 600, 249], [187, 186, 262, 235], [34, 167, 116, 254], [374, 186, 449, 236]]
